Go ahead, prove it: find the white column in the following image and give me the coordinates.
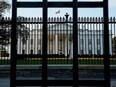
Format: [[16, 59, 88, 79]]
[[18, 38, 22, 54], [83, 34, 85, 54], [8, 44, 11, 59], [69, 41, 73, 58], [92, 34, 94, 54], [17, 38, 19, 54], [53, 36, 55, 54], [94, 35, 97, 54], [65, 36, 68, 56], [86, 34, 89, 54], [35, 35, 37, 54], [109, 35, 112, 55], [101, 35, 103, 54], [55, 34, 58, 54], [27, 39, 29, 54]]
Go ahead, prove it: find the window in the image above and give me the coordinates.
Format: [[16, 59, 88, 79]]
[[31, 39, 33, 45], [88, 38, 92, 44], [49, 40, 53, 54], [60, 38, 62, 50], [49, 39, 53, 46], [69, 38, 71, 41], [22, 50, 25, 54], [97, 39, 100, 45], [80, 49, 83, 54], [38, 39, 41, 45], [30, 50, 33, 54], [80, 39, 83, 45], [89, 49, 92, 54], [97, 49, 101, 54]]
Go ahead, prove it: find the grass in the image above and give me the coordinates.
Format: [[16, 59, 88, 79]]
[[0, 58, 116, 65]]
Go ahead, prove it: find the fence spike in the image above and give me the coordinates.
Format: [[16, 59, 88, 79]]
[[87, 17, 89, 22], [8, 17, 10, 21], [98, 17, 100, 22], [113, 17, 115, 22], [28, 17, 31, 22], [48, 17, 51, 22], [54, 17, 56, 22], [32, 17, 34, 22], [110, 17, 112, 22], [59, 17, 62, 22], [101, 17, 103, 22], [51, 17, 53, 22], [84, 17, 86, 22], [95, 17, 97, 22], [25, 17, 28, 22], [81, 17, 84, 22], [34, 17, 36, 22], [37, 17, 39, 22], [57, 17, 59, 22], [90, 17, 92, 22], [92, 17, 94, 22], [63, 17, 65, 22], [78, 17, 80, 22], [69, 17, 72, 22]]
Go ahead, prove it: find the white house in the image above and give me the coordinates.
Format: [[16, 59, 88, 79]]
[[6, 23, 112, 58]]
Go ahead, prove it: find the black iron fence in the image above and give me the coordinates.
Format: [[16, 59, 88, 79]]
[[0, 17, 116, 65]]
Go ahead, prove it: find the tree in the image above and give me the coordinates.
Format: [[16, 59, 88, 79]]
[[0, 0, 29, 51], [0, 0, 11, 16], [112, 37, 116, 55]]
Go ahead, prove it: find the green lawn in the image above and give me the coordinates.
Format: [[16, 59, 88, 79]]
[[0, 58, 116, 65]]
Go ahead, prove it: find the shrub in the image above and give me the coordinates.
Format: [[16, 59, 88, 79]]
[[0, 51, 9, 57]]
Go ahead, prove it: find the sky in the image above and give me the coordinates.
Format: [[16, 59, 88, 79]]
[[4, 0, 116, 17]]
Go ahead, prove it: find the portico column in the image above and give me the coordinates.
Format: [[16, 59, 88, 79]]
[[8, 44, 11, 60], [55, 34, 58, 54], [65, 35, 68, 56]]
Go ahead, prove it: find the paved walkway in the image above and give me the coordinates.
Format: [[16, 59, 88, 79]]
[[0, 79, 116, 87]]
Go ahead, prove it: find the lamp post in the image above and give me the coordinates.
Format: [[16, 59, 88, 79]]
[[65, 13, 69, 58]]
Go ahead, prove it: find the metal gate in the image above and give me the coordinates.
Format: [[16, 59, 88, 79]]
[[10, 0, 110, 87]]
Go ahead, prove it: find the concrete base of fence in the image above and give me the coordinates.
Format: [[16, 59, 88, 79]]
[[1, 65, 116, 69]]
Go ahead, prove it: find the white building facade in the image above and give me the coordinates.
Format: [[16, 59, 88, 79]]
[[6, 23, 112, 57]]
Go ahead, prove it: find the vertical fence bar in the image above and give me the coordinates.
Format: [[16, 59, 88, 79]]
[[93, 18, 95, 55], [52, 18, 53, 56], [84, 19, 87, 54], [113, 17, 116, 64], [57, 17, 59, 56], [37, 18, 39, 55], [34, 18, 36, 55], [42, 0, 47, 86], [73, 0, 78, 87], [8, 17, 11, 64], [82, 20, 84, 55], [103, 0, 110, 87], [65, 13, 69, 62], [40, 18, 42, 55], [98, 17, 101, 55], [10, 0, 17, 87], [96, 17, 98, 55]]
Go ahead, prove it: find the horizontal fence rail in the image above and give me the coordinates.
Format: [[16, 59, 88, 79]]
[[0, 17, 116, 65]]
